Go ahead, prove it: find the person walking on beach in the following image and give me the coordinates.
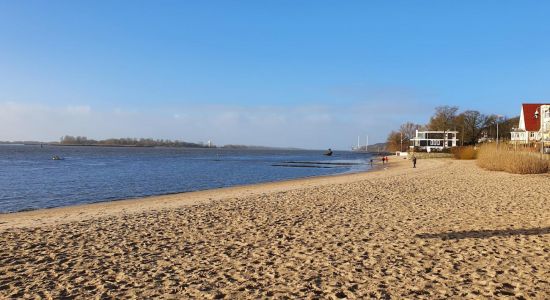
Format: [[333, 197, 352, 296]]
[[381, 157, 385, 164], [412, 155, 417, 168]]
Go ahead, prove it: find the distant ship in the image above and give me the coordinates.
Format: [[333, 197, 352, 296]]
[[351, 135, 369, 153]]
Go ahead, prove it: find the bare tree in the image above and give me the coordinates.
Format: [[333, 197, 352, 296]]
[[400, 122, 422, 140], [386, 131, 402, 152], [428, 106, 459, 131], [428, 106, 459, 149], [397, 122, 422, 151], [459, 110, 488, 145], [483, 114, 499, 140]]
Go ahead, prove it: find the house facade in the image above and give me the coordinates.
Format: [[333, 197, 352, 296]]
[[510, 103, 550, 144], [410, 130, 459, 152]]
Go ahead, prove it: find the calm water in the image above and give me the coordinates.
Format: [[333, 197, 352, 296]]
[[0, 145, 374, 213]]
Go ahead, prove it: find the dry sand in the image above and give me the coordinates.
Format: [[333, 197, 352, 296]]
[[0, 158, 549, 299]]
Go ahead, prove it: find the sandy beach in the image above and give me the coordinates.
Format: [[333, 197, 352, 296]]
[[1, 158, 549, 299]]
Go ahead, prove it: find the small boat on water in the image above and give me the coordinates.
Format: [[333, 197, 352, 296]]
[[51, 155, 63, 160], [324, 148, 333, 156]]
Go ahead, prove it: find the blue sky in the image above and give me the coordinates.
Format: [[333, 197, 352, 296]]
[[1, 1, 550, 149]]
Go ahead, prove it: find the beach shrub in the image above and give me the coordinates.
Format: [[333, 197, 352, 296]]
[[476, 144, 549, 174], [451, 146, 477, 160]]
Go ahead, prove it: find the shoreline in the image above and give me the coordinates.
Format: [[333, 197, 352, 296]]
[[0, 157, 412, 230], [0, 145, 382, 216], [1, 158, 549, 298]]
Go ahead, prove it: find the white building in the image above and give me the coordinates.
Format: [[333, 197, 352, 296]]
[[410, 130, 459, 152], [510, 103, 550, 144]]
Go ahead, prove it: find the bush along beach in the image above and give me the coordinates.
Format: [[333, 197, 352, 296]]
[[476, 144, 549, 174]]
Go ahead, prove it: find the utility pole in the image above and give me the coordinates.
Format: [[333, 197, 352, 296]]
[[540, 109, 544, 157], [461, 119, 464, 146], [496, 121, 499, 148], [496, 115, 503, 149], [534, 108, 543, 157]]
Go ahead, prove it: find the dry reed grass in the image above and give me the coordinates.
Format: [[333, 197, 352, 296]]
[[476, 144, 549, 174], [451, 146, 477, 160]]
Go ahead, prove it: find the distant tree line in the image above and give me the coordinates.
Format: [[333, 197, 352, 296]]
[[59, 135, 211, 148], [386, 106, 520, 152]]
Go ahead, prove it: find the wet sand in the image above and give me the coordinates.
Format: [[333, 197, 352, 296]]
[[1, 158, 549, 299]]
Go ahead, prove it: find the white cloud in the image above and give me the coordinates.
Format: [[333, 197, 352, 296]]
[[0, 97, 435, 149], [65, 105, 91, 114]]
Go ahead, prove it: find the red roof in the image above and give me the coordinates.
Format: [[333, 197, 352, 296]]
[[522, 103, 550, 131]]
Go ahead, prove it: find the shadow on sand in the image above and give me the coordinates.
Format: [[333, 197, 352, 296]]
[[416, 227, 550, 240]]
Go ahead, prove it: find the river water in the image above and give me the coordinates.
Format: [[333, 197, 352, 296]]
[[0, 145, 374, 213]]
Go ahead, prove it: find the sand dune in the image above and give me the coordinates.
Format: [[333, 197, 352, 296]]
[[1, 159, 549, 299]]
